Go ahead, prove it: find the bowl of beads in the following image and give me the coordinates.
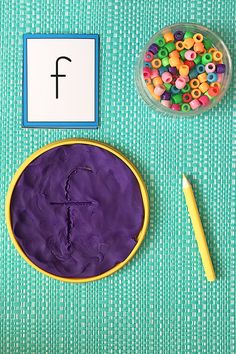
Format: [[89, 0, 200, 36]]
[[136, 23, 232, 116]]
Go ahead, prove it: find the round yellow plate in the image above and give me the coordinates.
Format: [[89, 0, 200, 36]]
[[5, 139, 149, 282]]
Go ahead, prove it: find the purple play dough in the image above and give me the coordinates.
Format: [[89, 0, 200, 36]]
[[10, 144, 144, 278]]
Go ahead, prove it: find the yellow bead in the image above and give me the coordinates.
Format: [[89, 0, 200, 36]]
[[179, 64, 189, 77], [163, 32, 174, 43], [169, 50, 180, 58], [184, 38, 195, 49], [151, 58, 162, 69], [193, 33, 203, 43], [198, 73, 207, 83], [190, 79, 200, 89], [199, 82, 209, 93], [169, 56, 180, 67], [152, 76, 163, 87], [210, 82, 221, 89], [191, 88, 201, 99], [212, 51, 223, 62], [208, 47, 216, 54], [175, 41, 185, 51]]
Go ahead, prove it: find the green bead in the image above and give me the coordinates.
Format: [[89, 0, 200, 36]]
[[181, 103, 191, 112], [203, 38, 212, 50], [172, 93, 183, 104], [201, 53, 212, 65], [158, 47, 168, 59], [165, 42, 176, 53], [164, 83, 172, 92], [162, 57, 169, 67], [180, 49, 187, 61], [194, 55, 201, 65], [181, 83, 191, 93], [155, 36, 166, 47], [184, 31, 194, 39]]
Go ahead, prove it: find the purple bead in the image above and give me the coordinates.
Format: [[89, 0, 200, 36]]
[[174, 30, 184, 41], [148, 43, 159, 55], [168, 66, 177, 75], [216, 64, 225, 74], [161, 92, 171, 100]]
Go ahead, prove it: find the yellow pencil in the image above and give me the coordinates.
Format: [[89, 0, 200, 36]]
[[183, 174, 216, 282]]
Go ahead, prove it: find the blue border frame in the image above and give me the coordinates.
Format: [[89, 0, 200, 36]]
[[23, 34, 99, 129]]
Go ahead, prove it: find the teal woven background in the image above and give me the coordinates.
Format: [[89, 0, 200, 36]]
[[0, 0, 235, 353]]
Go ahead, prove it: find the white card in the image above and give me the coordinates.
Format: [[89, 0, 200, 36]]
[[23, 34, 99, 128]]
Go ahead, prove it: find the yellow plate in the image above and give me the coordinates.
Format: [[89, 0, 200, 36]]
[[5, 139, 149, 283]]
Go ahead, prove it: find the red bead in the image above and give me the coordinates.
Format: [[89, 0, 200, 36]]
[[184, 60, 195, 70], [208, 86, 220, 97], [182, 93, 192, 103]]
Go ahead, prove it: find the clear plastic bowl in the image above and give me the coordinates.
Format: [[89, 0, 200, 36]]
[[135, 23, 232, 116]]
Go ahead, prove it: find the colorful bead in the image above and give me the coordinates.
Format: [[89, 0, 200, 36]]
[[191, 88, 201, 99], [207, 72, 218, 83], [170, 85, 180, 94], [208, 47, 216, 54], [162, 57, 170, 67], [144, 62, 152, 68], [193, 33, 203, 43], [189, 68, 198, 79], [171, 104, 181, 111], [169, 56, 180, 67], [179, 64, 189, 77], [203, 38, 212, 50], [158, 48, 168, 59], [212, 51, 223, 62], [198, 72, 207, 83], [210, 82, 221, 89], [216, 64, 225, 73], [182, 93, 192, 102], [193, 55, 201, 65], [168, 66, 177, 75], [184, 60, 195, 69], [184, 31, 194, 39], [174, 30, 184, 41], [194, 42, 204, 53], [185, 50, 197, 61], [164, 32, 174, 43], [208, 86, 220, 97], [169, 50, 180, 58], [181, 83, 191, 93], [179, 49, 187, 60], [159, 66, 168, 75], [201, 53, 212, 65], [205, 63, 216, 73], [165, 42, 176, 53], [145, 78, 151, 85], [155, 37, 165, 47], [199, 82, 209, 93], [151, 69, 159, 79], [172, 93, 183, 104], [190, 99, 201, 110], [154, 84, 165, 96], [181, 103, 191, 112], [148, 43, 159, 55], [143, 67, 152, 78], [196, 64, 205, 74], [144, 51, 154, 62], [153, 76, 163, 86], [217, 73, 223, 82], [152, 58, 162, 69], [161, 91, 171, 100], [161, 99, 171, 108], [198, 95, 210, 106], [175, 77, 186, 90], [190, 78, 200, 88], [184, 38, 195, 49], [182, 75, 190, 83], [164, 83, 172, 91], [176, 41, 185, 51], [162, 72, 172, 83]]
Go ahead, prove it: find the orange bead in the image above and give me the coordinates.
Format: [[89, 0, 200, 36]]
[[179, 64, 189, 76], [151, 58, 162, 69], [193, 33, 203, 43], [191, 88, 201, 99], [199, 82, 209, 93], [163, 32, 174, 43], [198, 73, 207, 83], [145, 78, 152, 85], [169, 50, 180, 58], [152, 76, 163, 87], [190, 78, 200, 89], [175, 41, 185, 51], [147, 84, 160, 100], [212, 51, 223, 62], [169, 56, 180, 67], [210, 82, 221, 89], [194, 42, 205, 53], [184, 38, 195, 49], [208, 47, 216, 54]]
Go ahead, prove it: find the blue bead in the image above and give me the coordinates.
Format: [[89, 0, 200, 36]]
[[144, 62, 152, 68], [196, 64, 205, 74], [158, 66, 168, 75], [189, 68, 198, 79], [170, 85, 180, 94], [207, 72, 218, 83]]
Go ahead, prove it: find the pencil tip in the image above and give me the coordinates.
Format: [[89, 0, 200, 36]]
[[182, 174, 190, 188]]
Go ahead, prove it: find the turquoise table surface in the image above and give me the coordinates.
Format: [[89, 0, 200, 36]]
[[0, 0, 235, 353]]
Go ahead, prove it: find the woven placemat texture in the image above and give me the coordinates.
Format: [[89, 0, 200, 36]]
[[0, 0, 235, 353]]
